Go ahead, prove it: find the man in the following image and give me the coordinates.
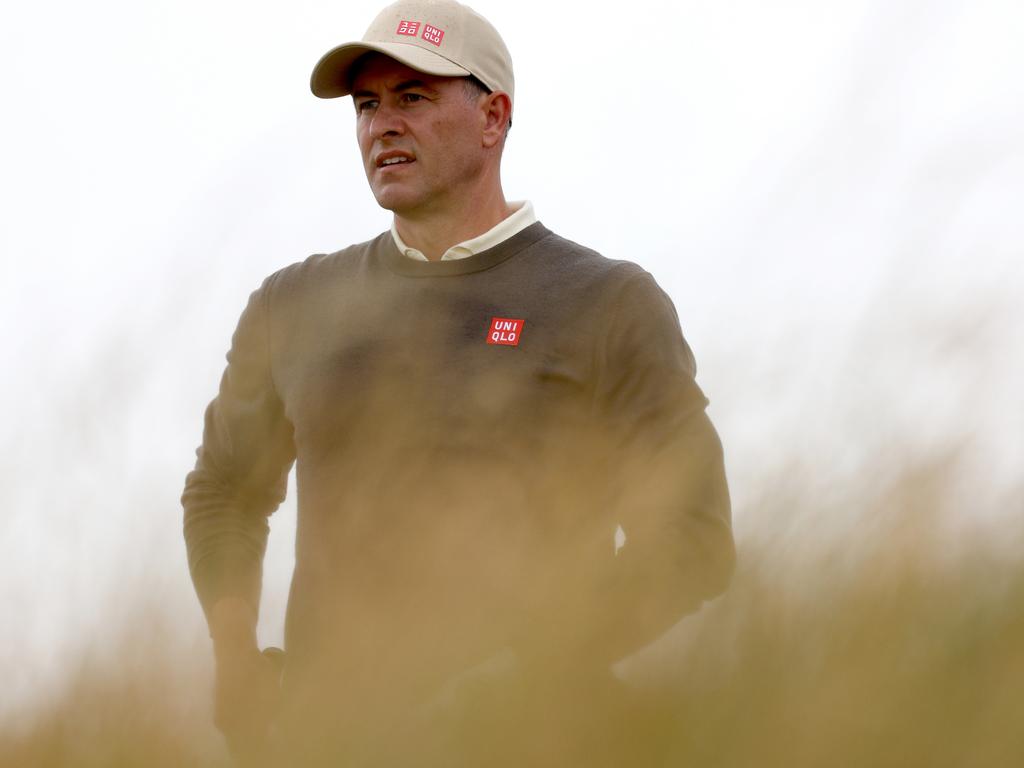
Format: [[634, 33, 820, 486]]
[[182, 1, 734, 765]]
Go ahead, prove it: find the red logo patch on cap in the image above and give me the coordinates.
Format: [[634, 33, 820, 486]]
[[487, 317, 524, 347], [396, 20, 420, 36], [422, 24, 445, 46]]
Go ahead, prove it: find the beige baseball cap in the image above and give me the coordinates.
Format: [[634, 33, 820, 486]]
[[310, 0, 514, 104]]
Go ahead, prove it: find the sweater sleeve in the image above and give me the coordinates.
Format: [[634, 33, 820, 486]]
[[515, 269, 735, 672], [594, 270, 735, 636], [181, 275, 296, 624]]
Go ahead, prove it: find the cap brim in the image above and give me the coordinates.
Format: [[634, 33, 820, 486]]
[[310, 41, 472, 98]]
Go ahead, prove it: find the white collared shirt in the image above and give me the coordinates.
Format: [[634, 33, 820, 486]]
[[390, 201, 537, 262]]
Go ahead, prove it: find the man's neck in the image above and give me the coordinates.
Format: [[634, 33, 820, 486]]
[[393, 187, 514, 262]]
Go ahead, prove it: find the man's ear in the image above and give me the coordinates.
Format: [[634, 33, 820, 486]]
[[481, 91, 512, 148]]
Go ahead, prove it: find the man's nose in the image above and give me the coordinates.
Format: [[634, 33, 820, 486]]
[[369, 102, 405, 139]]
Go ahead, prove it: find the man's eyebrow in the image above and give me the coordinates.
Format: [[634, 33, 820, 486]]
[[393, 79, 439, 94], [352, 80, 439, 101]]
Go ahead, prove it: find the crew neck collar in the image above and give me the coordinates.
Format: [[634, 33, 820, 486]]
[[380, 221, 551, 278], [392, 201, 537, 262]]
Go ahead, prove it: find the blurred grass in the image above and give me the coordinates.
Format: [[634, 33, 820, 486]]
[[647, 450, 1024, 768], [3, 449, 1022, 767]]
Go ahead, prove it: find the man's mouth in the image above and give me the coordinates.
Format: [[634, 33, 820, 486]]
[[376, 152, 415, 168]]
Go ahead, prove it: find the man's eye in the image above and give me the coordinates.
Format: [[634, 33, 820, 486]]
[[402, 93, 425, 103], [356, 100, 378, 113]]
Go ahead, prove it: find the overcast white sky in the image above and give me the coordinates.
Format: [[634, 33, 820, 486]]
[[2, 0, 1022, 718]]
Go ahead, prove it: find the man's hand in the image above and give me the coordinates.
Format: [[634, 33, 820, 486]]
[[209, 599, 283, 765]]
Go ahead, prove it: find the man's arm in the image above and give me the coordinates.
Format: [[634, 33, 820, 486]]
[[182, 274, 295, 622], [181, 275, 295, 745], [516, 268, 735, 675]]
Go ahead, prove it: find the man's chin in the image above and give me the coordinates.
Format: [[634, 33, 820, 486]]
[[371, 189, 415, 214], [372, 193, 432, 219]]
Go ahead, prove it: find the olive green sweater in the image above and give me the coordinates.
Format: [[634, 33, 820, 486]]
[[182, 221, 733, 723]]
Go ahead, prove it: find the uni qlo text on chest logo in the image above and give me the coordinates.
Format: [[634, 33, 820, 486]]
[[487, 317, 525, 347], [396, 20, 421, 36], [421, 24, 445, 46]]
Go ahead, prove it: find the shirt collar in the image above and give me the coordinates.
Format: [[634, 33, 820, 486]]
[[391, 201, 537, 262]]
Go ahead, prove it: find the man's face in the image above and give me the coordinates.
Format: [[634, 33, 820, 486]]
[[351, 54, 488, 217]]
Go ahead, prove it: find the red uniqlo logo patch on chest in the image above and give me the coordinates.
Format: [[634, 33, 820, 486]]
[[422, 24, 445, 46], [487, 317, 524, 346], [396, 20, 420, 36]]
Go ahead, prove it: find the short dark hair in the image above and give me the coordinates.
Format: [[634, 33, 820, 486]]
[[462, 76, 512, 135], [462, 75, 490, 98]]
